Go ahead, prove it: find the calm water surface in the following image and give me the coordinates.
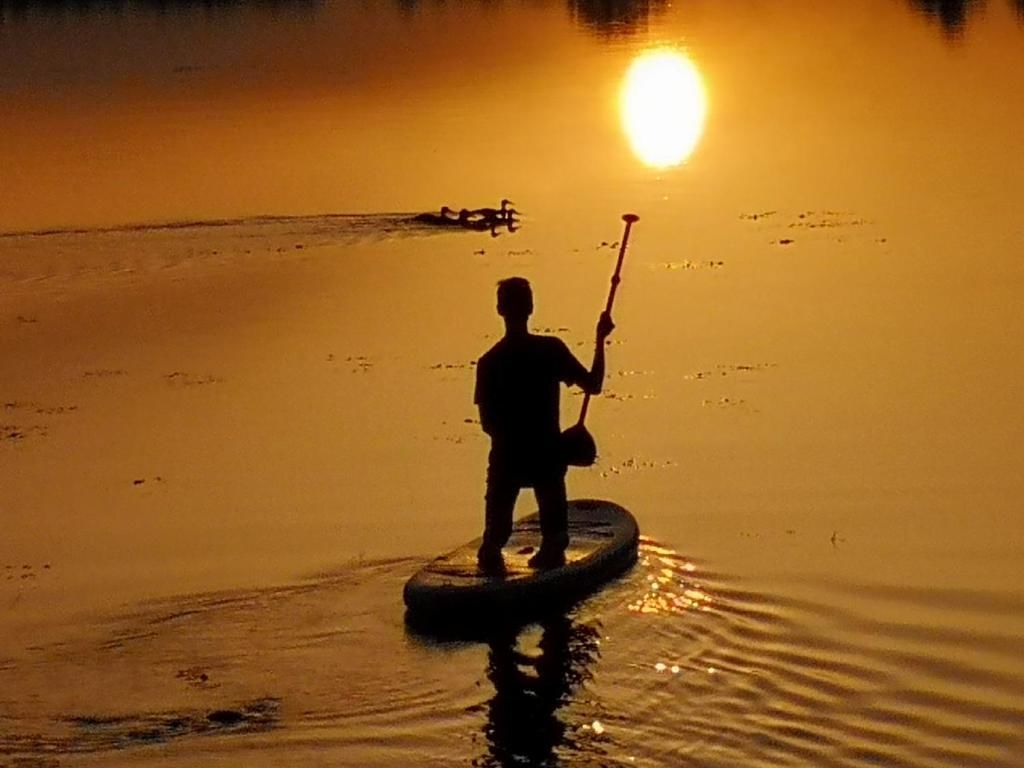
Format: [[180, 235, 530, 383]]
[[2, 1, 1023, 766]]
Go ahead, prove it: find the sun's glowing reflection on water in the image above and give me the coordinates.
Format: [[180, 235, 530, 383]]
[[627, 540, 713, 615], [620, 48, 707, 169]]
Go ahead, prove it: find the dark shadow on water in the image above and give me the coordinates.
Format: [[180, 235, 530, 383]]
[[907, 0, 1024, 36], [908, 0, 981, 36], [386, 0, 668, 38], [0, 0, 320, 24], [482, 614, 602, 768], [5, 0, 1021, 37], [389, 0, 1022, 39], [566, 0, 669, 38]]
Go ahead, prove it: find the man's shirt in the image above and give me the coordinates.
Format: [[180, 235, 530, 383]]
[[475, 334, 589, 464]]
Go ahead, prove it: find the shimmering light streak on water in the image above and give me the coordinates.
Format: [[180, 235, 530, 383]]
[[628, 541, 714, 615]]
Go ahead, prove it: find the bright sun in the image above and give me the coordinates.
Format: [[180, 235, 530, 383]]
[[620, 49, 707, 169]]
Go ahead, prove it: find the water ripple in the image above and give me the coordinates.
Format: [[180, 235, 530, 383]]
[[1, 550, 1022, 766], [583, 540, 1024, 767]]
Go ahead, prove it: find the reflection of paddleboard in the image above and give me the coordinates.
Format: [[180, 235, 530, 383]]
[[403, 499, 639, 626]]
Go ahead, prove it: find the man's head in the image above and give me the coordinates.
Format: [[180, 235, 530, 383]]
[[496, 277, 533, 321]]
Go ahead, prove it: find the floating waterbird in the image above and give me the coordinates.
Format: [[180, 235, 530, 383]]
[[412, 206, 459, 225], [469, 199, 516, 222], [457, 208, 494, 231], [412, 203, 519, 237], [453, 209, 515, 237]]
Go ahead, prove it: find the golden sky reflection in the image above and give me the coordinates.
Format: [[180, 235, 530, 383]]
[[620, 48, 707, 169]]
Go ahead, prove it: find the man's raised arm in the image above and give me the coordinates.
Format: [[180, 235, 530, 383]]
[[582, 311, 615, 395]]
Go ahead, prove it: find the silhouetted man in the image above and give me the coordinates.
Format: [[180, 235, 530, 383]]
[[474, 277, 614, 572]]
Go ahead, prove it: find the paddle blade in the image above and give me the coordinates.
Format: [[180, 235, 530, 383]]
[[561, 423, 597, 467]]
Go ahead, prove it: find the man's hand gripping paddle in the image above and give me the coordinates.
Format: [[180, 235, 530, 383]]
[[561, 213, 639, 467]]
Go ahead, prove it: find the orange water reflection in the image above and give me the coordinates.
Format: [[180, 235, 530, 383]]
[[620, 48, 707, 169]]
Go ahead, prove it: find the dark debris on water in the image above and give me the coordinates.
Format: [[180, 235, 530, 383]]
[[56, 698, 280, 752]]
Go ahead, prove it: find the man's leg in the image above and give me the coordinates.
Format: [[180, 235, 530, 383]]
[[479, 463, 518, 569], [529, 470, 568, 567]]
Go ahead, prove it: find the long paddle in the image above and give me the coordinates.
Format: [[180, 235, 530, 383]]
[[561, 213, 639, 466]]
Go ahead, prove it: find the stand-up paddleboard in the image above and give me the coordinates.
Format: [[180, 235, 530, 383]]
[[404, 499, 638, 629]]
